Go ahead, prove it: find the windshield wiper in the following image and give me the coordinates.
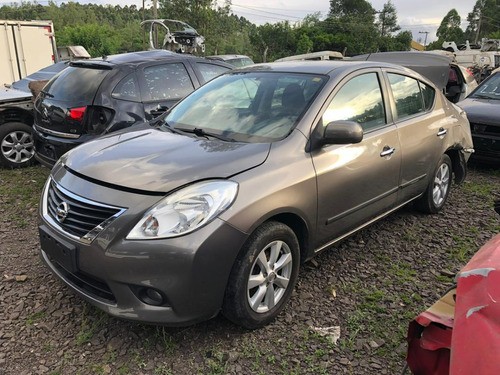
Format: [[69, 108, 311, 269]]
[[40, 90, 54, 98], [176, 127, 236, 142]]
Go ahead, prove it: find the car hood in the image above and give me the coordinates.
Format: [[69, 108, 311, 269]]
[[0, 86, 32, 102], [62, 128, 271, 193], [459, 97, 500, 124]]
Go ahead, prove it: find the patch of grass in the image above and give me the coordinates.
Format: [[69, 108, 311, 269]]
[[0, 166, 49, 227], [153, 326, 177, 355], [205, 349, 227, 375], [154, 363, 173, 375], [449, 235, 477, 263], [117, 365, 130, 375], [463, 179, 497, 201], [76, 305, 109, 346], [132, 350, 147, 370], [390, 262, 417, 284], [26, 311, 46, 325]]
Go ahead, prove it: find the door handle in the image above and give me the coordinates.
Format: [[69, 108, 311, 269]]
[[437, 128, 447, 136], [380, 146, 395, 157]]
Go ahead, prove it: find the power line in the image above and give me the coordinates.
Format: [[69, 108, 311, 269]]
[[231, 4, 305, 20]]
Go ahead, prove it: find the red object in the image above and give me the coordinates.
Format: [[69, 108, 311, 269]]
[[407, 234, 500, 375], [450, 234, 500, 375], [67, 107, 86, 122], [406, 289, 454, 374]]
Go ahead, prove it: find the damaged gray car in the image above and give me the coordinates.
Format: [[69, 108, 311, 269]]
[[38, 61, 474, 328]]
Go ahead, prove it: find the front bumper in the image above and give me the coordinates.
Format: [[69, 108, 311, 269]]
[[471, 134, 500, 163], [39, 172, 248, 325]]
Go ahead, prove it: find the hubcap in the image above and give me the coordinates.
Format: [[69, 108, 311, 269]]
[[1, 130, 34, 164], [432, 163, 450, 207], [247, 240, 293, 313]]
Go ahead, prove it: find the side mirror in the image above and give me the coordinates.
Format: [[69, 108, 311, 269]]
[[323, 120, 364, 145], [308, 120, 363, 151]]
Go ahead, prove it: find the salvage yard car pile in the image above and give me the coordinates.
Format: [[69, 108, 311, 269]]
[[36, 59, 474, 328]]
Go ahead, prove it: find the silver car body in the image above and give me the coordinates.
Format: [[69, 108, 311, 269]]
[[38, 61, 473, 326]]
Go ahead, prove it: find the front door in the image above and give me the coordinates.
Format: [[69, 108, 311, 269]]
[[312, 70, 401, 247]]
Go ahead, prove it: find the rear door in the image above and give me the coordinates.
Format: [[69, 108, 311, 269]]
[[137, 61, 198, 120], [384, 70, 443, 202], [312, 69, 401, 246]]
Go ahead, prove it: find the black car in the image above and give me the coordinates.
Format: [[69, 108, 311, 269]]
[[459, 68, 500, 163], [33, 50, 232, 167]]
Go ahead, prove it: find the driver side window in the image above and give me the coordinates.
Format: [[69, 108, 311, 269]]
[[323, 73, 386, 132]]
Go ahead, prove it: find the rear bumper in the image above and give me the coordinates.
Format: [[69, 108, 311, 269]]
[[33, 124, 93, 167]]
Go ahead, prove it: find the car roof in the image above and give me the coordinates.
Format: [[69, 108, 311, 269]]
[[236, 60, 416, 77], [208, 55, 252, 60], [70, 50, 232, 69]]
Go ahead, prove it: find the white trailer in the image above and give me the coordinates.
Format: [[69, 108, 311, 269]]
[[0, 20, 58, 86]]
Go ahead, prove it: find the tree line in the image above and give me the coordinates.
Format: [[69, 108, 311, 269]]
[[0, 0, 498, 61]]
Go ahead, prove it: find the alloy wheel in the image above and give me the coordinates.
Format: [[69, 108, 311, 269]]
[[432, 163, 450, 207], [247, 240, 293, 313], [1, 130, 35, 164]]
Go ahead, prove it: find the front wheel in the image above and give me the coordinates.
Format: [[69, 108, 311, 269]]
[[222, 221, 300, 329], [416, 154, 452, 213], [0, 122, 36, 168]]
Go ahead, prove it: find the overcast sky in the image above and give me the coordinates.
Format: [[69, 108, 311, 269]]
[[224, 0, 478, 44], [0, 0, 478, 44]]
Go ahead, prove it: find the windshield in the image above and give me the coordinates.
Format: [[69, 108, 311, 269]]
[[471, 72, 500, 100], [43, 66, 110, 103], [226, 58, 254, 67], [164, 72, 327, 142]]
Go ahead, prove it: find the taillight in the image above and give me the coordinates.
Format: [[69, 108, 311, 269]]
[[67, 107, 86, 122], [466, 68, 474, 77]]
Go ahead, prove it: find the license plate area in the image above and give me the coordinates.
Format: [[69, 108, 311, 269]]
[[39, 225, 78, 273]]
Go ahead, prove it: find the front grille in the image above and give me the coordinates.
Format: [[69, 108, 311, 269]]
[[45, 179, 125, 242]]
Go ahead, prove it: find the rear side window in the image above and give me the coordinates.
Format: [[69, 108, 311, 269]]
[[112, 73, 140, 102], [323, 72, 386, 131], [388, 73, 425, 119], [420, 82, 435, 111], [142, 63, 194, 101], [196, 63, 231, 82], [43, 66, 109, 103]]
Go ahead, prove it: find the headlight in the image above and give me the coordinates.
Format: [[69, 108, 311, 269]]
[[126, 180, 238, 240]]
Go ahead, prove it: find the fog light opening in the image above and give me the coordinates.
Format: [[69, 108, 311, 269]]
[[139, 287, 165, 306]]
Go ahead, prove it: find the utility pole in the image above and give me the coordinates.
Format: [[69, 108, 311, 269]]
[[419, 31, 429, 47], [475, 11, 482, 45], [153, 0, 158, 19]]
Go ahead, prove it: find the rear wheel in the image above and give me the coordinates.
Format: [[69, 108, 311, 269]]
[[0, 122, 36, 168], [416, 154, 452, 213], [222, 221, 300, 329]]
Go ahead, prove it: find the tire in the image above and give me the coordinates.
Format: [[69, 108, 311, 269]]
[[0, 122, 36, 168], [222, 221, 300, 329], [416, 154, 452, 214]]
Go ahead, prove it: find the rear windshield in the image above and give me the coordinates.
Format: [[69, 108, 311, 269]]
[[43, 66, 110, 103]]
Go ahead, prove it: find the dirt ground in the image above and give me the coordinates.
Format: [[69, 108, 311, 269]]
[[1, 163, 499, 375]]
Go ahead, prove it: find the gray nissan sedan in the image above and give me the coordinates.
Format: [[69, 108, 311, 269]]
[[39, 61, 474, 329]]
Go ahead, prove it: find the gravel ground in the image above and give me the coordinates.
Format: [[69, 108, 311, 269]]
[[1, 163, 499, 375]]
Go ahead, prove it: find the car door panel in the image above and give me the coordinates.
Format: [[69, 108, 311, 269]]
[[313, 126, 401, 245], [384, 71, 445, 203], [311, 70, 401, 247]]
